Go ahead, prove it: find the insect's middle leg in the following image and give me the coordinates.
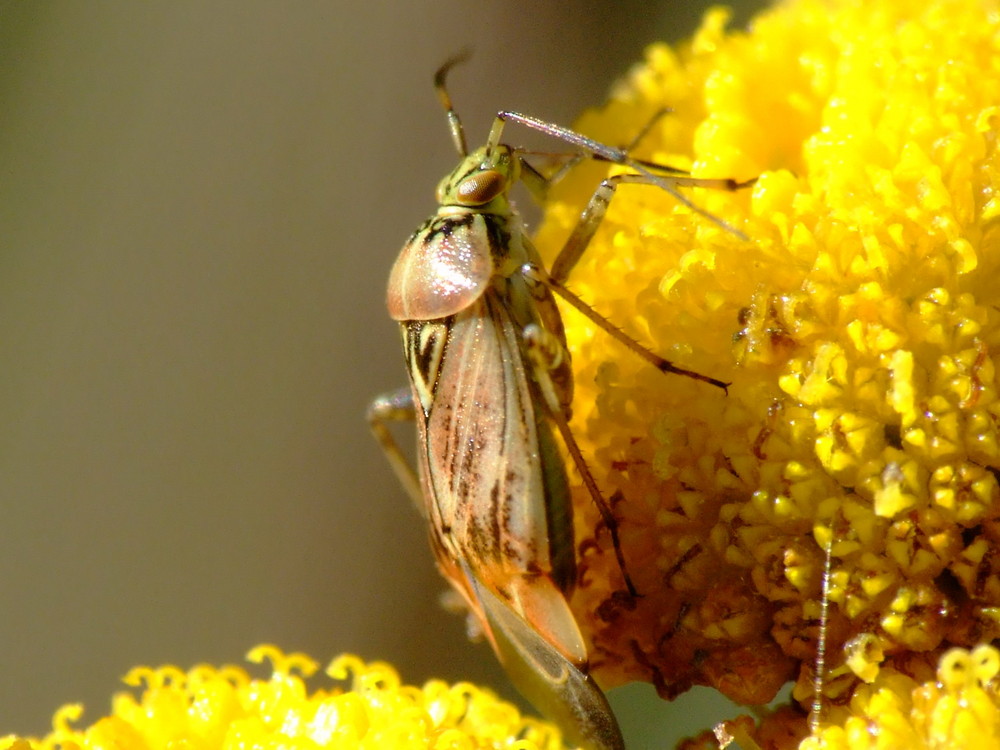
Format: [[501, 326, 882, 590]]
[[522, 262, 729, 391], [522, 323, 639, 598]]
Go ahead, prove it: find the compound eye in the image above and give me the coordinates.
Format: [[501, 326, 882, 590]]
[[456, 169, 505, 205]]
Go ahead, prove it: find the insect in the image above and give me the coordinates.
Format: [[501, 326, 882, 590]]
[[369, 54, 750, 750]]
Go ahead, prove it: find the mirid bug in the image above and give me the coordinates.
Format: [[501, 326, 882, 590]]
[[369, 55, 751, 750]]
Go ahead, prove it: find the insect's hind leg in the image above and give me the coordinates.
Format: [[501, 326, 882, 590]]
[[523, 323, 639, 598], [367, 387, 424, 508]]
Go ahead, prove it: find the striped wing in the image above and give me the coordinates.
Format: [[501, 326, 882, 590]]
[[403, 289, 584, 665]]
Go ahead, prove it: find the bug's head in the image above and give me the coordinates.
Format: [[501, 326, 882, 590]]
[[436, 144, 519, 211]]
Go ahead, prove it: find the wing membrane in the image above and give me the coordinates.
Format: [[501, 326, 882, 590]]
[[464, 561, 625, 750], [421, 291, 558, 577], [405, 290, 584, 664]]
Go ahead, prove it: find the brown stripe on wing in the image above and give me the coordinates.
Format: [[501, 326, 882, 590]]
[[422, 291, 552, 576]]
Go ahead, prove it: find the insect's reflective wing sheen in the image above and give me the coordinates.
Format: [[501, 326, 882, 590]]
[[390, 195, 623, 750]]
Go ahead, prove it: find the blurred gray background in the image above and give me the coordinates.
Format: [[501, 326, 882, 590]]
[[0, 2, 763, 746]]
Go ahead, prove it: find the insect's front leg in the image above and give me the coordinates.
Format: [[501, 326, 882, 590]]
[[551, 172, 746, 288], [549, 173, 650, 283], [367, 387, 424, 509]]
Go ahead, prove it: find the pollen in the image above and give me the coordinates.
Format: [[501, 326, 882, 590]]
[[532, 0, 1000, 740]]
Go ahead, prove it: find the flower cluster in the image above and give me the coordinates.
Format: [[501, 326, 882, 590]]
[[531, 0, 1000, 739], [7, 646, 1000, 749], [800, 644, 1000, 749], [2, 646, 563, 750]]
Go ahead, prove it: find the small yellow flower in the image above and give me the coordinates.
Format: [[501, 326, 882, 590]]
[[1, 646, 565, 750], [531, 0, 1000, 742]]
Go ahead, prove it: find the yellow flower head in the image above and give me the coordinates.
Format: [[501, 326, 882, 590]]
[[531, 0, 1000, 737], [2, 646, 565, 750]]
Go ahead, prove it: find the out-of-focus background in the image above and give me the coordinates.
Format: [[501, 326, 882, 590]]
[[1, 2, 764, 746]]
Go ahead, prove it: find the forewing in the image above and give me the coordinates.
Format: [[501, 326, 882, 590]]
[[420, 292, 551, 575], [403, 291, 583, 661]]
